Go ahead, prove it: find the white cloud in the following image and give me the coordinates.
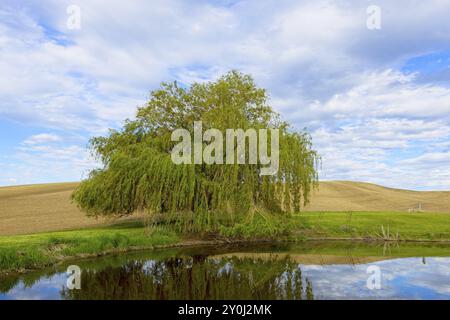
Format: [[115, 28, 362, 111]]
[[5, 143, 100, 185], [298, 70, 450, 190], [23, 133, 61, 145]]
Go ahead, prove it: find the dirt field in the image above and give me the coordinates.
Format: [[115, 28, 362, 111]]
[[304, 181, 450, 213], [0, 182, 145, 236], [0, 181, 449, 236]]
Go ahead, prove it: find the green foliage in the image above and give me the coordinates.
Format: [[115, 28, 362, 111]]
[[72, 71, 319, 233], [219, 211, 294, 238], [0, 247, 51, 271]]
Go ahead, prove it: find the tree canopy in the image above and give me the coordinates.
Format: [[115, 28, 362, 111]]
[[72, 71, 319, 232]]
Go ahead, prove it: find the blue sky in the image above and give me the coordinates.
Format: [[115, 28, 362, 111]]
[[1, 0, 450, 190]]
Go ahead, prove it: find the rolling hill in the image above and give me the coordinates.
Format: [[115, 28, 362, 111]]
[[0, 181, 449, 236], [0, 182, 145, 236], [304, 181, 450, 213]]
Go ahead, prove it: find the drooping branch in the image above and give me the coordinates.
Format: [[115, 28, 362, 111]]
[[72, 71, 319, 230]]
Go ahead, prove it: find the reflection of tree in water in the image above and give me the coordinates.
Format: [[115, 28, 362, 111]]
[[0, 270, 57, 294], [61, 256, 314, 300], [0, 276, 19, 293]]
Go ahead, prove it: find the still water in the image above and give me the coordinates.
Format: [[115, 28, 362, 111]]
[[1, 242, 450, 300]]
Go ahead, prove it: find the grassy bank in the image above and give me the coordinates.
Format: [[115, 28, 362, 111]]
[[293, 211, 450, 241], [0, 221, 179, 273], [1, 211, 449, 273]]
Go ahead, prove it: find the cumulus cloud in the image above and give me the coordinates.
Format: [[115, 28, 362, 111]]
[[299, 70, 450, 189]]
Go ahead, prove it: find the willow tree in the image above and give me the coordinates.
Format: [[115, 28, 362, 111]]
[[72, 71, 319, 232]]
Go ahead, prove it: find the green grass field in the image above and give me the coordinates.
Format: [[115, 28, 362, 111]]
[[293, 211, 450, 240], [1, 211, 449, 273], [0, 221, 179, 272]]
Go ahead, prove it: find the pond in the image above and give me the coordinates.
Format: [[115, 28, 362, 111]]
[[1, 241, 450, 300]]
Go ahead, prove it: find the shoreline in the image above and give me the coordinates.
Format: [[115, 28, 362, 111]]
[[2, 236, 450, 276], [2, 211, 450, 275]]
